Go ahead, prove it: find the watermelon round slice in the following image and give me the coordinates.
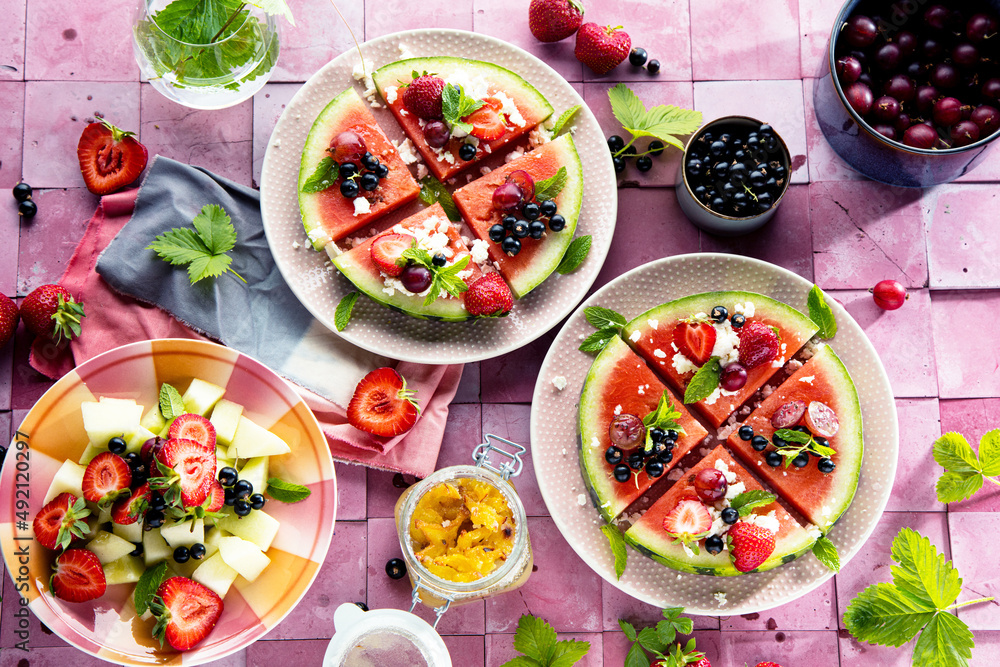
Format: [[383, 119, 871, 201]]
[[579, 337, 708, 522], [726, 344, 862, 533], [625, 446, 817, 576], [452, 134, 583, 299], [621, 292, 819, 428], [372, 57, 554, 181], [298, 87, 421, 250], [332, 203, 484, 321]]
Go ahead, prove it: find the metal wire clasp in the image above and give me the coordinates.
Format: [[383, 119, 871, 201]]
[[408, 574, 453, 628], [472, 434, 527, 480]]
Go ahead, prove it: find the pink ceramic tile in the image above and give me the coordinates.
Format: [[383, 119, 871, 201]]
[[22, 81, 140, 189], [578, 0, 692, 83], [246, 639, 326, 663], [480, 403, 546, 517], [267, 521, 366, 639], [140, 84, 254, 186], [0, 348, 12, 410], [948, 513, 1000, 630], [0, 189, 20, 296], [0, 0, 25, 81], [366, 0, 473, 38], [839, 633, 927, 667], [701, 184, 814, 282], [887, 398, 943, 513], [335, 460, 368, 521], [365, 468, 409, 519], [453, 362, 480, 403], [798, 0, 839, 79], [803, 77, 865, 183], [271, 0, 362, 82], [939, 399, 1000, 513], [485, 516, 603, 633], [830, 288, 939, 398], [472, 0, 583, 83], [16, 188, 95, 295], [10, 327, 54, 409], [721, 579, 838, 631], [24, 1, 138, 81], [926, 185, 1000, 289], [253, 83, 301, 188], [442, 634, 485, 666], [0, 81, 23, 189], [479, 331, 554, 404], [691, 0, 802, 81], [931, 290, 1000, 399], [810, 181, 928, 289], [366, 517, 486, 635], [487, 632, 602, 666], [583, 81, 695, 188], [603, 629, 724, 665], [601, 581, 720, 631], [693, 80, 809, 184], [0, 646, 122, 666], [723, 630, 840, 666], [835, 511, 951, 629]]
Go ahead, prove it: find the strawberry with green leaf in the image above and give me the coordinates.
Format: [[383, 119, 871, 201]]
[[20, 284, 86, 344], [32, 493, 91, 551]]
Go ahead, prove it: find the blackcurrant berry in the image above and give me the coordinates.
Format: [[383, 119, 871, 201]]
[[608, 135, 625, 153], [636, 155, 653, 172], [501, 236, 521, 256], [629, 47, 648, 67], [705, 535, 724, 555], [18, 200, 37, 219], [502, 215, 517, 230], [512, 221, 529, 239], [339, 162, 358, 178], [488, 224, 506, 242], [605, 446, 623, 465], [818, 458, 836, 474], [385, 557, 407, 579], [190, 543, 207, 560], [751, 435, 769, 452], [108, 436, 127, 454], [765, 450, 783, 467], [648, 140, 665, 156], [540, 200, 557, 216], [376, 163, 389, 179], [234, 479, 253, 498], [613, 156, 626, 173], [528, 220, 546, 239], [219, 466, 238, 486], [234, 499, 252, 516], [738, 425, 754, 441], [361, 152, 379, 170], [360, 172, 379, 191], [710, 305, 728, 322], [340, 179, 360, 198], [650, 427, 666, 443], [249, 493, 266, 510], [548, 214, 566, 232], [627, 452, 644, 471], [432, 253, 447, 267], [173, 546, 190, 563], [458, 143, 477, 161], [646, 59, 661, 74], [792, 453, 810, 468], [721, 507, 739, 524], [613, 464, 631, 482], [645, 460, 664, 478], [521, 202, 540, 220], [12, 182, 32, 202]]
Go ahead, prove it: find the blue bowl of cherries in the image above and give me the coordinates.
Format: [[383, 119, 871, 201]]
[[675, 116, 792, 237]]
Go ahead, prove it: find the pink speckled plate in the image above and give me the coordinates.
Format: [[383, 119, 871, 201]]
[[259, 29, 617, 364], [530, 254, 898, 615], [0, 339, 336, 665]]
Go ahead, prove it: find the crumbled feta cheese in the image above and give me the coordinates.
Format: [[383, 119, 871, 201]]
[[629, 330, 642, 343], [713, 459, 737, 484], [590, 436, 601, 449], [724, 481, 746, 500], [528, 126, 550, 148], [714, 592, 728, 607], [744, 510, 780, 534], [470, 239, 490, 266], [291, 240, 301, 250], [504, 146, 526, 163], [733, 301, 756, 317], [385, 86, 398, 104], [393, 138, 419, 165], [552, 375, 568, 391], [647, 319, 659, 330], [398, 43, 415, 59], [681, 541, 695, 558], [637, 385, 645, 395], [577, 493, 587, 506], [653, 349, 667, 359], [711, 318, 741, 367], [480, 166, 492, 175], [614, 404, 622, 415], [703, 386, 739, 406], [672, 353, 699, 375], [416, 163, 428, 180], [352, 197, 372, 216], [805, 523, 822, 540], [800, 375, 815, 384], [495, 91, 527, 127], [352, 60, 377, 101]]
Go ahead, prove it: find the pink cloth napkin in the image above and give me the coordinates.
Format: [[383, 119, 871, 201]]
[[28, 188, 462, 478]]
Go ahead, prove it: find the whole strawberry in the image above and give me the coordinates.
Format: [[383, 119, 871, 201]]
[[737, 320, 780, 369], [464, 273, 513, 317], [403, 74, 446, 120], [0, 293, 17, 349], [21, 284, 86, 343], [77, 118, 148, 195], [727, 521, 776, 573], [529, 0, 584, 42], [575, 23, 631, 75]]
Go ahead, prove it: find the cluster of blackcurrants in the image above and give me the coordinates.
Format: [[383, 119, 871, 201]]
[[338, 151, 390, 198], [607, 135, 665, 174], [685, 123, 788, 218], [737, 424, 837, 474], [628, 47, 661, 75], [12, 182, 37, 219], [218, 466, 267, 517], [605, 427, 678, 483], [109, 437, 152, 488], [487, 198, 566, 257]]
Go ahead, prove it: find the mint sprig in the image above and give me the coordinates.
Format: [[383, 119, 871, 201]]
[[683, 357, 721, 404], [159, 383, 185, 421], [441, 83, 484, 135], [808, 284, 837, 339], [601, 523, 628, 580], [499, 614, 590, 667], [728, 489, 776, 517], [556, 235, 591, 274], [934, 430, 1000, 503], [607, 83, 702, 158], [301, 157, 339, 193], [619, 608, 703, 667], [533, 167, 567, 202], [642, 391, 686, 451], [334, 292, 358, 331], [134, 561, 169, 616], [579, 306, 627, 353], [418, 175, 461, 222], [773, 428, 837, 467], [551, 105, 581, 136], [812, 536, 841, 573], [266, 477, 312, 503], [398, 243, 471, 306]]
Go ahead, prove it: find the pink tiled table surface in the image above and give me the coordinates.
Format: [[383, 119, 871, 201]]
[[2, 1, 1000, 665]]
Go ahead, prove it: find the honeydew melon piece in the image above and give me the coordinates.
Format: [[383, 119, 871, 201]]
[[218, 535, 270, 582], [227, 417, 291, 459], [192, 552, 239, 597], [203, 527, 225, 559], [216, 507, 280, 552], [43, 460, 86, 504], [182, 378, 226, 417], [210, 399, 244, 446], [140, 404, 167, 433], [215, 447, 235, 470], [143, 528, 173, 567], [238, 457, 269, 498], [113, 520, 144, 544], [82, 398, 143, 447], [78, 443, 104, 466], [159, 518, 205, 548], [103, 554, 145, 585], [97, 503, 113, 525], [87, 530, 137, 565], [125, 425, 157, 454]]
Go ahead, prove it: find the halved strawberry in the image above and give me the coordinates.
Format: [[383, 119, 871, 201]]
[[466, 99, 507, 141], [32, 493, 91, 551], [727, 521, 776, 573], [77, 118, 148, 196], [661, 498, 712, 552], [82, 452, 132, 504], [112, 483, 151, 525], [347, 367, 420, 437], [370, 233, 416, 277], [168, 414, 216, 451], [464, 273, 513, 317], [155, 438, 216, 508], [204, 481, 225, 513], [151, 576, 223, 651], [737, 320, 780, 369], [50, 548, 106, 603], [673, 321, 717, 366]]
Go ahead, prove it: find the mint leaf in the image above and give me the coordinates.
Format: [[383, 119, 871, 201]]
[[301, 157, 339, 193], [584, 306, 627, 330], [147, 204, 244, 284], [808, 284, 838, 339], [683, 357, 721, 404], [441, 83, 483, 134], [642, 392, 686, 450], [813, 536, 841, 572], [534, 167, 568, 202], [601, 524, 628, 580], [335, 292, 358, 331], [512, 614, 557, 663], [608, 83, 702, 151], [774, 428, 837, 466], [551, 105, 581, 136], [134, 561, 169, 616], [266, 477, 311, 503], [418, 175, 461, 222], [579, 328, 618, 353], [933, 432, 981, 474], [774, 428, 812, 445], [729, 490, 777, 517], [400, 243, 471, 305], [556, 235, 591, 274], [979, 430, 1000, 476], [159, 383, 185, 420]]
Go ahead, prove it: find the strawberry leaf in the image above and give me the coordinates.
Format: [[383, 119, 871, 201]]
[[512, 614, 558, 663], [979, 429, 1000, 476], [335, 292, 358, 331], [933, 432, 981, 474], [556, 235, 592, 274], [936, 471, 983, 504], [608, 83, 702, 151], [601, 523, 628, 580], [147, 204, 245, 284]]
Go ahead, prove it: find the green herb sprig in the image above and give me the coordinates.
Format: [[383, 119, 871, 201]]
[[619, 608, 705, 667], [533, 167, 567, 202], [601, 523, 628, 580], [441, 83, 484, 135], [335, 292, 359, 331], [147, 204, 245, 285], [607, 83, 702, 159], [642, 391, 686, 451], [772, 428, 837, 467], [556, 235, 592, 274], [418, 175, 461, 222], [934, 430, 1000, 503], [808, 284, 838, 339], [683, 357, 721, 404], [399, 243, 470, 306], [579, 306, 627, 353], [550, 105, 582, 136], [499, 614, 590, 667]]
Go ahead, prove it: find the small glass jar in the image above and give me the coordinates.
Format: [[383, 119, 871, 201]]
[[394, 436, 533, 621]]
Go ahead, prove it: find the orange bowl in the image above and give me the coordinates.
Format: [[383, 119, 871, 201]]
[[0, 339, 337, 665]]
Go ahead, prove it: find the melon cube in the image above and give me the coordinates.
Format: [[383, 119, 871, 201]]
[[112, 520, 144, 544], [96, 503, 113, 525], [43, 460, 86, 504], [125, 426, 157, 454], [210, 399, 244, 446], [203, 527, 225, 559], [160, 518, 205, 548], [227, 417, 291, 459], [216, 507, 280, 552], [215, 447, 235, 470], [140, 404, 166, 433], [103, 554, 145, 585], [78, 443, 104, 466], [218, 536, 270, 582], [143, 528, 173, 567], [192, 552, 239, 597], [87, 530, 137, 565], [182, 379, 226, 417], [82, 398, 143, 447], [238, 457, 269, 499]]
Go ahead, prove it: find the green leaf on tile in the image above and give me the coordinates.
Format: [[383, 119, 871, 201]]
[[933, 430, 1000, 503]]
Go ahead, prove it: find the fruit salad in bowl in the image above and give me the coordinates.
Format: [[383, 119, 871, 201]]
[[0, 339, 336, 665]]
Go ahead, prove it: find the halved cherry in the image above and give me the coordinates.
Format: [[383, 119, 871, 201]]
[[506, 170, 535, 203]]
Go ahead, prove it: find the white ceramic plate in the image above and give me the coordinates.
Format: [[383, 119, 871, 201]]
[[259, 29, 617, 364], [530, 253, 898, 615]]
